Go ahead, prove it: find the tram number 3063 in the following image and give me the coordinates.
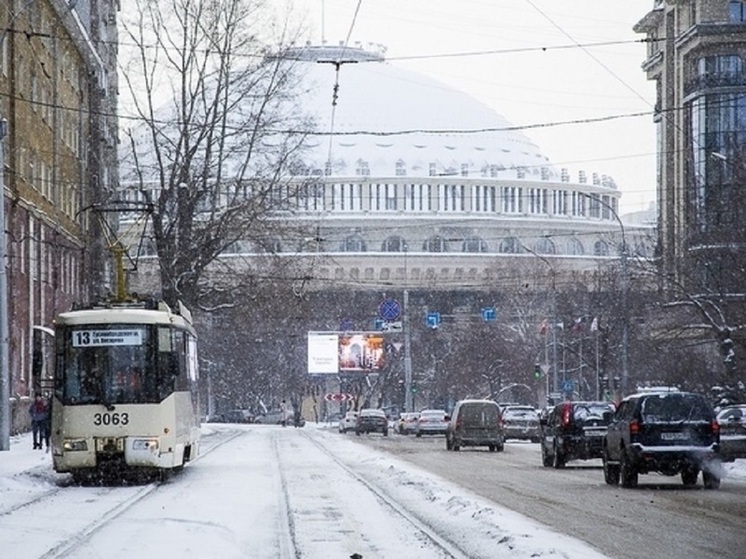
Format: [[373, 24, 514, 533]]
[[93, 412, 130, 426]]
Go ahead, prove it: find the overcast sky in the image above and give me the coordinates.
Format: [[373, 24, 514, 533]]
[[297, 0, 657, 215]]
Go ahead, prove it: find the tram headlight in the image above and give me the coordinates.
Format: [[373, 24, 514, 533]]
[[132, 438, 159, 451], [62, 439, 88, 452]]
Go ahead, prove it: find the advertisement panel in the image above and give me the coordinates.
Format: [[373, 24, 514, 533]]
[[307, 331, 385, 374]]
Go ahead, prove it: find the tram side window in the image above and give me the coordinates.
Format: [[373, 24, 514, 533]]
[[157, 327, 189, 398]]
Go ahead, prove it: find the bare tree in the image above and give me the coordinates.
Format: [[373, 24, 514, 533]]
[[118, 0, 311, 309]]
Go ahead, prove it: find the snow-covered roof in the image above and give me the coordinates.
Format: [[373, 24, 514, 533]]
[[292, 44, 558, 180]]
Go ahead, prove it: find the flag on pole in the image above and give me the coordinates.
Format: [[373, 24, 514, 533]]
[[539, 319, 548, 336], [571, 316, 586, 333], [590, 317, 598, 332]]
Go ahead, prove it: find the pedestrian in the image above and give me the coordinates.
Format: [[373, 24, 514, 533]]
[[280, 400, 288, 427], [29, 394, 50, 450]]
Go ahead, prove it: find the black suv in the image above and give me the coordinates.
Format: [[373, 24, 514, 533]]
[[602, 390, 720, 489], [539, 401, 615, 468]]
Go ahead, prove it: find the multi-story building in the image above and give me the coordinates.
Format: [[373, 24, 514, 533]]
[[635, 1, 746, 294], [634, 1, 746, 391], [124, 44, 655, 296], [0, 0, 119, 407]]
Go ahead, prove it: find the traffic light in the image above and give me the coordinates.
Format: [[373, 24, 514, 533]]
[[533, 364, 542, 380]]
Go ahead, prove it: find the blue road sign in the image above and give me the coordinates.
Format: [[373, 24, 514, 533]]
[[481, 307, 496, 321], [379, 299, 401, 321], [373, 318, 385, 331], [426, 312, 441, 329]]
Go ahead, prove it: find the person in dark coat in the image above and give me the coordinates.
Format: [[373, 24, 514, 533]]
[[29, 394, 50, 450]]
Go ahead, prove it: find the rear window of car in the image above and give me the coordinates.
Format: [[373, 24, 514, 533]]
[[503, 407, 537, 419], [460, 404, 499, 423], [573, 403, 614, 421], [640, 394, 712, 423], [360, 409, 385, 417], [717, 407, 746, 422]]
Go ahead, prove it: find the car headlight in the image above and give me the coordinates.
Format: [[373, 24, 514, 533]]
[[62, 439, 88, 452], [132, 438, 159, 451]]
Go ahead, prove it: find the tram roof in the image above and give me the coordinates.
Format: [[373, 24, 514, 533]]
[[56, 300, 195, 333]]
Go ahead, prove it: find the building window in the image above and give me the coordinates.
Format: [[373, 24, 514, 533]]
[[340, 235, 367, 252], [567, 238, 584, 256], [593, 240, 609, 257], [730, 1, 746, 22], [498, 237, 521, 254], [462, 236, 488, 253], [534, 238, 555, 255], [423, 235, 449, 253], [381, 236, 407, 252]]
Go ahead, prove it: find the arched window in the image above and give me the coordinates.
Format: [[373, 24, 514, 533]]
[[257, 237, 282, 253], [462, 236, 488, 253], [381, 236, 407, 252], [423, 235, 449, 253], [567, 238, 584, 256], [534, 238, 555, 255], [340, 235, 367, 252], [498, 237, 522, 254], [593, 240, 609, 256]]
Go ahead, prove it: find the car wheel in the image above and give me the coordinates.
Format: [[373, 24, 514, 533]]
[[453, 440, 461, 451], [416, 432, 422, 438], [497, 442, 504, 452], [681, 467, 699, 486], [703, 470, 720, 490], [541, 443, 552, 467], [446, 436, 453, 451], [355, 430, 361, 436], [383, 428, 389, 436], [620, 451, 638, 488], [552, 441, 565, 469], [488, 444, 496, 452], [602, 450, 620, 485]]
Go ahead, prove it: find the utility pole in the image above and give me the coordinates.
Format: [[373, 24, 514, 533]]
[[0, 118, 9, 451], [403, 289, 413, 412]]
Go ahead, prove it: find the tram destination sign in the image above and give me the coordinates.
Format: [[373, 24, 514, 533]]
[[72, 329, 143, 347]]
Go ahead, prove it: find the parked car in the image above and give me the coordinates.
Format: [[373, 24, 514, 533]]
[[539, 401, 615, 468], [603, 391, 721, 489], [445, 399, 504, 452], [396, 412, 420, 435], [717, 404, 746, 462], [415, 409, 449, 437], [501, 405, 541, 442], [338, 411, 359, 433], [254, 410, 287, 424], [356, 408, 389, 436], [222, 409, 255, 423]]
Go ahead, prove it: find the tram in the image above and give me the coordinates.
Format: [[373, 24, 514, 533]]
[[50, 296, 201, 481]]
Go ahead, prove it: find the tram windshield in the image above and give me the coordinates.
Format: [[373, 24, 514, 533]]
[[55, 324, 179, 406]]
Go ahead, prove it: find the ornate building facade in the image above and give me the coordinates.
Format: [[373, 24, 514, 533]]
[[0, 0, 119, 402]]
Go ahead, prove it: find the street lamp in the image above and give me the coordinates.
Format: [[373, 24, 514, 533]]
[[581, 193, 629, 397]]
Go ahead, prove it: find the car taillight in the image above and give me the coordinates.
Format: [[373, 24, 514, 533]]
[[629, 419, 640, 435], [711, 420, 720, 435], [561, 403, 572, 427]]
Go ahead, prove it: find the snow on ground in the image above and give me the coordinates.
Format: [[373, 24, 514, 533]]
[[1, 423, 745, 559]]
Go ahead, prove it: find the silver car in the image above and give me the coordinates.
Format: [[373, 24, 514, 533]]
[[501, 405, 541, 442]]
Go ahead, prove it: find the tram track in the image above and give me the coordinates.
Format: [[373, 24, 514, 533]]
[[4, 428, 243, 559], [281, 429, 472, 559]]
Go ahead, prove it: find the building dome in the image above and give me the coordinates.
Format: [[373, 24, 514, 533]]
[[292, 44, 558, 181]]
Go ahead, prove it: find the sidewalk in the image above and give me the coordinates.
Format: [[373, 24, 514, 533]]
[[0, 431, 56, 480]]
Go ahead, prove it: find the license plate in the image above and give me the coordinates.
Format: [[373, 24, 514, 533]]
[[584, 429, 605, 436], [661, 432, 689, 441]]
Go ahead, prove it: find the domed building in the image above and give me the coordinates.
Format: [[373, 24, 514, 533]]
[[121, 43, 654, 295], [269, 44, 653, 291]]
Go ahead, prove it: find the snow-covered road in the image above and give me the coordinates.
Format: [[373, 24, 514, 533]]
[[1, 423, 612, 558]]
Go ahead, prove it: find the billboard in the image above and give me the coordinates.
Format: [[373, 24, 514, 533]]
[[307, 331, 385, 374]]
